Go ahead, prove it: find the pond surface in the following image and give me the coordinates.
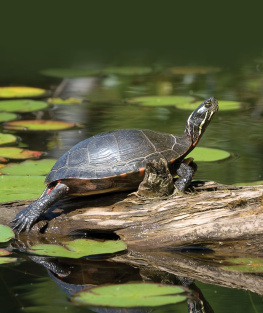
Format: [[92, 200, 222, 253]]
[[0, 55, 263, 313]]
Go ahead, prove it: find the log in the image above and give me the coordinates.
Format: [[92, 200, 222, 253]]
[[2, 181, 263, 250]]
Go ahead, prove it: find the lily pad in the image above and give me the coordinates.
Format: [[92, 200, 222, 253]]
[[4, 120, 75, 131], [103, 66, 152, 76], [0, 249, 11, 256], [0, 87, 48, 98], [0, 159, 56, 176], [72, 283, 187, 307], [28, 239, 127, 258], [223, 257, 263, 273], [189, 147, 230, 162], [0, 112, 18, 122], [41, 68, 101, 78], [192, 99, 241, 111], [0, 175, 45, 202], [169, 66, 221, 75], [0, 257, 17, 264], [47, 97, 83, 105], [0, 133, 17, 146], [0, 100, 48, 112], [129, 96, 195, 107], [0, 147, 43, 159], [0, 225, 15, 242]]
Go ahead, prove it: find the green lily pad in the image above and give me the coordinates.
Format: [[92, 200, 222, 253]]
[[0, 86, 49, 98], [129, 96, 195, 107], [189, 147, 231, 162], [0, 147, 43, 159], [0, 249, 11, 256], [0, 257, 17, 264], [41, 68, 101, 78], [0, 133, 17, 146], [0, 159, 56, 176], [192, 99, 241, 111], [223, 257, 263, 273], [103, 66, 152, 76], [0, 112, 18, 122], [72, 283, 187, 307], [169, 66, 221, 75], [4, 120, 75, 131], [0, 175, 45, 202], [0, 225, 15, 242], [47, 97, 83, 105], [29, 239, 127, 258], [0, 100, 48, 112]]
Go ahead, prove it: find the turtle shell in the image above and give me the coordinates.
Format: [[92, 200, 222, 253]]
[[45, 129, 191, 194]]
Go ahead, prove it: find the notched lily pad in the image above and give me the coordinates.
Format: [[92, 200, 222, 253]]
[[223, 257, 263, 273], [0, 176, 45, 202], [0, 147, 43, 159], [0, 87, 49, 98], [0, 159, 56, 176], [0, 99, 48, 112], [129, 96, 195, 107], [0, 133, 17, 146], [0, 112, 18, 123], [28, 239, 127, 258], [0, 225, 15, 242], [189, 147, 231, 162], [4, 120, 75, 131], [72, 283, 187, 307], [47, 97, 83, 105]]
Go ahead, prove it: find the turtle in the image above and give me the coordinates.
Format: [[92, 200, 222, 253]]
[[12, 97, 218, 233]]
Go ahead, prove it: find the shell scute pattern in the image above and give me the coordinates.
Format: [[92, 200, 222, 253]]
[[45, 129, 192, 183]]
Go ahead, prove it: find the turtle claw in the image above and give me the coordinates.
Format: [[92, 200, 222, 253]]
[[11, 204, 39, 234]]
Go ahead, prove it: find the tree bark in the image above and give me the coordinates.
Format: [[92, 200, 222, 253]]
[[2, 181, 263, 249]]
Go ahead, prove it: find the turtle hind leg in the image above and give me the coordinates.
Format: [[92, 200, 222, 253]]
[[11, 182, 69, 233], [175, 159, 197, 192]]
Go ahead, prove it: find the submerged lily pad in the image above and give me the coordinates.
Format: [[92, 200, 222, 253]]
[[47, 97, 83, 105], [103, 66, 152, 76], [129, 96, 195, 107], [41, 68, 101, 78], [0, 159, 56, 176], [29, 239, 127, 258], [0, 176, 45, 202], [0, 112, 18, 122], [0, 225, 15, 242], [189, 147, 230, 162], [4, 120, 75, 131], [0, 147, 43, 159], [0, 133, 17, 146], [73, 283, 187, 307], [223, 257, 263, 273], [0, 87, 48, 98], [0, 100, 48, 112]]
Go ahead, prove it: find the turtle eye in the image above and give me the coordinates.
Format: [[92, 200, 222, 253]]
[[204, 99, 212, 108]]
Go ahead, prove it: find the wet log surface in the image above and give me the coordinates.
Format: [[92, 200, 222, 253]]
[[2, 181, 263, 250]]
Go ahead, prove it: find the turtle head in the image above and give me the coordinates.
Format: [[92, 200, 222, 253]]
[[185, 97, 218, 146]]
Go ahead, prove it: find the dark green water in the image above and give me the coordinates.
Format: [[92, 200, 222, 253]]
[[1, 4, 263, 312]]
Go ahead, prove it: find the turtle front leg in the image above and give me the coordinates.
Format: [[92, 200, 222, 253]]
[[11, 182, 69, 233], [175, 158, 197, 192]]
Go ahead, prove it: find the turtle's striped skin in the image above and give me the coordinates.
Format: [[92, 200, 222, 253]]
[[12, 97, 218, 233]]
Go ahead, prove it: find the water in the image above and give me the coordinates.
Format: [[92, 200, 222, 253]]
[[1, 10, 263, 310]]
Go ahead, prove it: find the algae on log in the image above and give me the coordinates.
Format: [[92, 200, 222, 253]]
[[2, 181, 263, 248]]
